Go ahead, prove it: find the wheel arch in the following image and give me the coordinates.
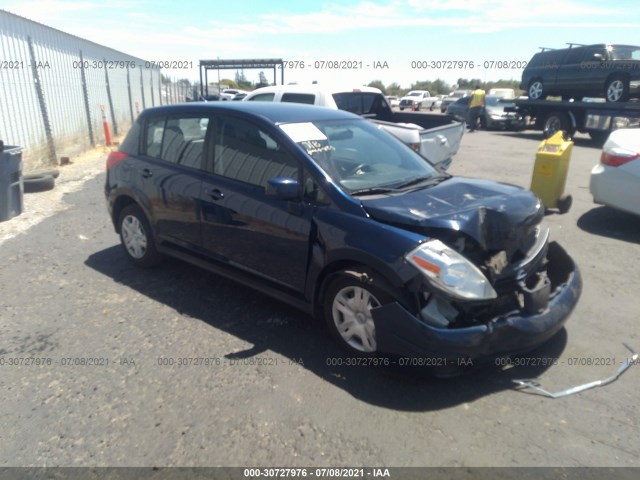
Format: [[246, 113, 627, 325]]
[[111, 193, 152, 234], [312, 257, 418, 321], [604, 72, 630, 101]]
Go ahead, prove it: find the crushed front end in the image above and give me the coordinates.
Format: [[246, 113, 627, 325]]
[[363, 178, 582, 366]]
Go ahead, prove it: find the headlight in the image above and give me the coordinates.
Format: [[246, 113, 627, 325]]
[[489, 114, 502, 120], [405, 239, 497, 300]]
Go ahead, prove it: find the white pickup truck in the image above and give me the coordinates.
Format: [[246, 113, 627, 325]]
[[398, 90, 436, 111], [243, 85, 464, 170]]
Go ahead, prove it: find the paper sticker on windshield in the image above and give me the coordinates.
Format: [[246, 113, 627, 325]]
[[280, 122, 327, 143]]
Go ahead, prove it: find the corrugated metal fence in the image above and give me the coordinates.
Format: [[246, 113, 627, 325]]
[[0, 10, 190, 170]]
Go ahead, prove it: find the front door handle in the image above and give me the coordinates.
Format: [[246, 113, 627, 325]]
[[206, 189, 224, 200]]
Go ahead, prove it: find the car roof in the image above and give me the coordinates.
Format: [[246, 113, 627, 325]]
[[138, 101, 360, 124], [535, 43, 640, 54], [245, 84, 382, 96]]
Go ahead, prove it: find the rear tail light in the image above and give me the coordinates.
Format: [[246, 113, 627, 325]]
[[601, 148, 639, 167], [106, 151, 128, 170]]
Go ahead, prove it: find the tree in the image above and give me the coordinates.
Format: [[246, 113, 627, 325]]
[[430, 79, 450, 95], [235, 70, 252, 90], [386, 82, 403, 96], [457, 78, 483, 89], [367, 80, 386, 94], [257, 71, 269, 88], [220, 78, 238, 89]]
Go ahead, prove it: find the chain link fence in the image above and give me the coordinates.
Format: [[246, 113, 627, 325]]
[[0, 10, 189, 171]]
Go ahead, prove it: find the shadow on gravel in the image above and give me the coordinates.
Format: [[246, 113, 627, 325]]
[[86, 246, 567, 412], [578, 206, 640, 244]]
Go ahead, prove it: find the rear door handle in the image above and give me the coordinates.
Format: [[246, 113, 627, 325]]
[[140, 168, 153, 178], [205, 189, 224, 200]]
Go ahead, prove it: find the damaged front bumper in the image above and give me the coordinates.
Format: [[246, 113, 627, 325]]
[[372, 241, 582, 364]]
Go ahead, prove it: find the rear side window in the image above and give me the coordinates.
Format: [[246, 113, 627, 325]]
[[213, 115, 298, 188], [564, 47, 585, 64], [144, 116, 209, 169], [247, 93, 275, 102], [528, 50, 563, 68], [281, 93, 316, 104], [333, 92, 378, 114]]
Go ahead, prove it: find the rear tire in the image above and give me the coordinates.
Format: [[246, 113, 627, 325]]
[[528, 79, 545, 100], [543, 112, 575, 137], [118, 204, 163, 267], [557, 195, 572, 214]]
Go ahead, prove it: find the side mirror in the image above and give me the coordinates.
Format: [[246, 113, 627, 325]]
[[266, 177, 299, 200], [593, 53, 604, 62]]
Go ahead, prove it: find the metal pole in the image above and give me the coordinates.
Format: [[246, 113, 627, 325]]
[[79, 50, 95, 146], [27, 36, 56, 165], [126, 65, 134, 124], [150, 68, 155, 107], [140, 68, 146, 109], [104, 58, 118, 135]]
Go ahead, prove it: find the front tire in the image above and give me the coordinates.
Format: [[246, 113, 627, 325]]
[[118, 204, 163, 267], [605, 77, 629, 102], [323, 269, 395, 354]]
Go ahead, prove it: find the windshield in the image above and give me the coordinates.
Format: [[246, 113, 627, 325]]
[[609, 46, 640, 60], [407, 92, 421, 97], [486, 96, 514, 108], [279, 119, 440, 194]]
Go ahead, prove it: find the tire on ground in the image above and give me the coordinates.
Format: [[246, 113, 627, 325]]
[[23, 174, 55, 193]]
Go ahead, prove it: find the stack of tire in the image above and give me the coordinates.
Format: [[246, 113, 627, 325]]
[[23, 169, 58, 193]]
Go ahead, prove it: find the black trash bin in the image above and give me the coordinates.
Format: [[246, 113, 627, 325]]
[[0, 142, 24, 222]]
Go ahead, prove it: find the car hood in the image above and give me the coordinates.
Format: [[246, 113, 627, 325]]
[[360, 177, 544, 254]]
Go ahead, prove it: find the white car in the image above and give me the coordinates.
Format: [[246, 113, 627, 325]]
[[385, 95, 400, 108], [589, 128, 640, 216]]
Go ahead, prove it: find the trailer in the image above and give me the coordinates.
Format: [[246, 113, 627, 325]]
[[506, 98, 640, 143]]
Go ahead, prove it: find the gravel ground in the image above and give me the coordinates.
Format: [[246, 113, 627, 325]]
[[0, 128, 638, 470]]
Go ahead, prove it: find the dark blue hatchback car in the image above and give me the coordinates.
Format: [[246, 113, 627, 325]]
[[105, 102, 581, 370]]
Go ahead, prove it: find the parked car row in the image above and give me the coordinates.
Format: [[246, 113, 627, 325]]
[[446, 95, 526, 131], [440, 90, 471, 113], [199, 89, 248, 102]]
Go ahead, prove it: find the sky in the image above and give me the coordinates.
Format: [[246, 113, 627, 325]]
[[2, 0, 640, 90]]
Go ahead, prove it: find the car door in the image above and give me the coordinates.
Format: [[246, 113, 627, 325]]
[[135, 114, 210, 249], [554, 47, 583, 96], [198, 113, 312, 291], [576, 46, 610, 96]]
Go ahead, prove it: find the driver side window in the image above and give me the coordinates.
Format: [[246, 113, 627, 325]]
[[213, 116, 299, 188]]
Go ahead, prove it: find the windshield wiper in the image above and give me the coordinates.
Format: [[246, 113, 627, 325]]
[[393, 174, 450, 190], [350, 187, 399, 196]]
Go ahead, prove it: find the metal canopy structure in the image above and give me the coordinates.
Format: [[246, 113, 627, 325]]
[[199, 58, 284, 96]]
